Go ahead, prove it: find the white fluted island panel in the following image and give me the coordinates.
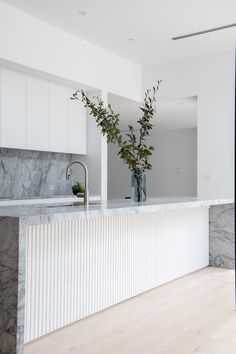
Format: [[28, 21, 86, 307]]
[[24, 206, 209, 342]]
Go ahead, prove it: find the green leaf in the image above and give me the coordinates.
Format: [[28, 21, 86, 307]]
[[71, 82, 161, 174]]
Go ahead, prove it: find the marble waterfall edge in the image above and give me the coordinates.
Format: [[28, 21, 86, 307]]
[[209, 203, 235, 269], [0, 217, 25, 354]]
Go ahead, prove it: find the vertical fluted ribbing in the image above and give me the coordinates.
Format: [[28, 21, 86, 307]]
[[25, 208, 209, 343]]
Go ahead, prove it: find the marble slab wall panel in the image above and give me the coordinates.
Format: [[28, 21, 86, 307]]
[[0, 148, 73, 199], [0, 217, 25, 354], [209, 203, 235, 269]]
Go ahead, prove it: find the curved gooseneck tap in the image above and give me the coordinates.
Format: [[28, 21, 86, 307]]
[[66, 160, 89, 206]]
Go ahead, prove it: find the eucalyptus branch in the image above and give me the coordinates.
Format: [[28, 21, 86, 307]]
[[71, 81, 161, 175], [71, 90, 122, 144]]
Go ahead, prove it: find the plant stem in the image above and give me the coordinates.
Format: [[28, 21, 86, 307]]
[[71, 81, 161, 186]]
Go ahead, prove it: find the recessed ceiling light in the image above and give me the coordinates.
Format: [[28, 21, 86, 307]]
[[128, 38, 135, 41], [78, 11, 87, 15]]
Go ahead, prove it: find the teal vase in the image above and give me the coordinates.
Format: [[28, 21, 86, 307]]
[[131, 171, 146, 202]]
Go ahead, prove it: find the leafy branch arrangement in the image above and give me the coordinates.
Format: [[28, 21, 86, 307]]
[[71, 81, 161, 200]]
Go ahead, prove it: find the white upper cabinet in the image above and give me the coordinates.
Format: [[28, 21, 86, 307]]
[[26, 76, 49, 151], [0, 67, 87, 154], [49, 83, 68, 153], [0, 68, 27, 149], [68, 89, 87, 154]]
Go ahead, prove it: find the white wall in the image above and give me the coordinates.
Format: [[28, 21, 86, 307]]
[[142, 50, 235, 199], [108, 143, 130, 199], [148, 128, 197, 197], [108, 128, 197, 199], [0, 1, 141, 102]]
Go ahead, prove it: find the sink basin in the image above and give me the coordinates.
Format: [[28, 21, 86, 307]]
[[46, 201, 102, 208]]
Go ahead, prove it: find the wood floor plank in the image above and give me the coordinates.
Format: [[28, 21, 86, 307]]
[[25, 267, 235, 354]]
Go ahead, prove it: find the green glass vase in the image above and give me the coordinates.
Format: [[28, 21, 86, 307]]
[[131, 171, 146, 202]]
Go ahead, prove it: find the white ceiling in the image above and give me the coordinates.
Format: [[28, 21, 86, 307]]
[[108, 94, 197, 130], [2, 0, 236, 65]]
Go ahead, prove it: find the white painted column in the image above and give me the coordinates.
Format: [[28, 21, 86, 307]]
[[101, 90, 108, 201]]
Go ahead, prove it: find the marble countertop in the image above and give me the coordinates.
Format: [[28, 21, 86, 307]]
[[0, 194, 100, 206], [0, 197, 234, 225]]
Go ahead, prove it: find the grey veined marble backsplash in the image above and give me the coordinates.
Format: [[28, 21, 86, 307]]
[[0, 148, 73, 199]]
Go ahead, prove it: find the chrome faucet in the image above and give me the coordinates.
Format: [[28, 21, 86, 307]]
[[66, 160, 89, 206]]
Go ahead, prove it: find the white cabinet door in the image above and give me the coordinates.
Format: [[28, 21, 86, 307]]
[[0, 68, 26, 149], [0, 67, 87, 154], [26, 76, 49, 151], [68, 89, 87, 154], [49, 83, 68, 153]]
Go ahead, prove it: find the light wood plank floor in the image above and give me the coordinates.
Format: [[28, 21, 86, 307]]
[[25, 267, 236, 354]]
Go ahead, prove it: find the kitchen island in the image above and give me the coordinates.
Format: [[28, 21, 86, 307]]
[[0, 197, 234, 354]]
